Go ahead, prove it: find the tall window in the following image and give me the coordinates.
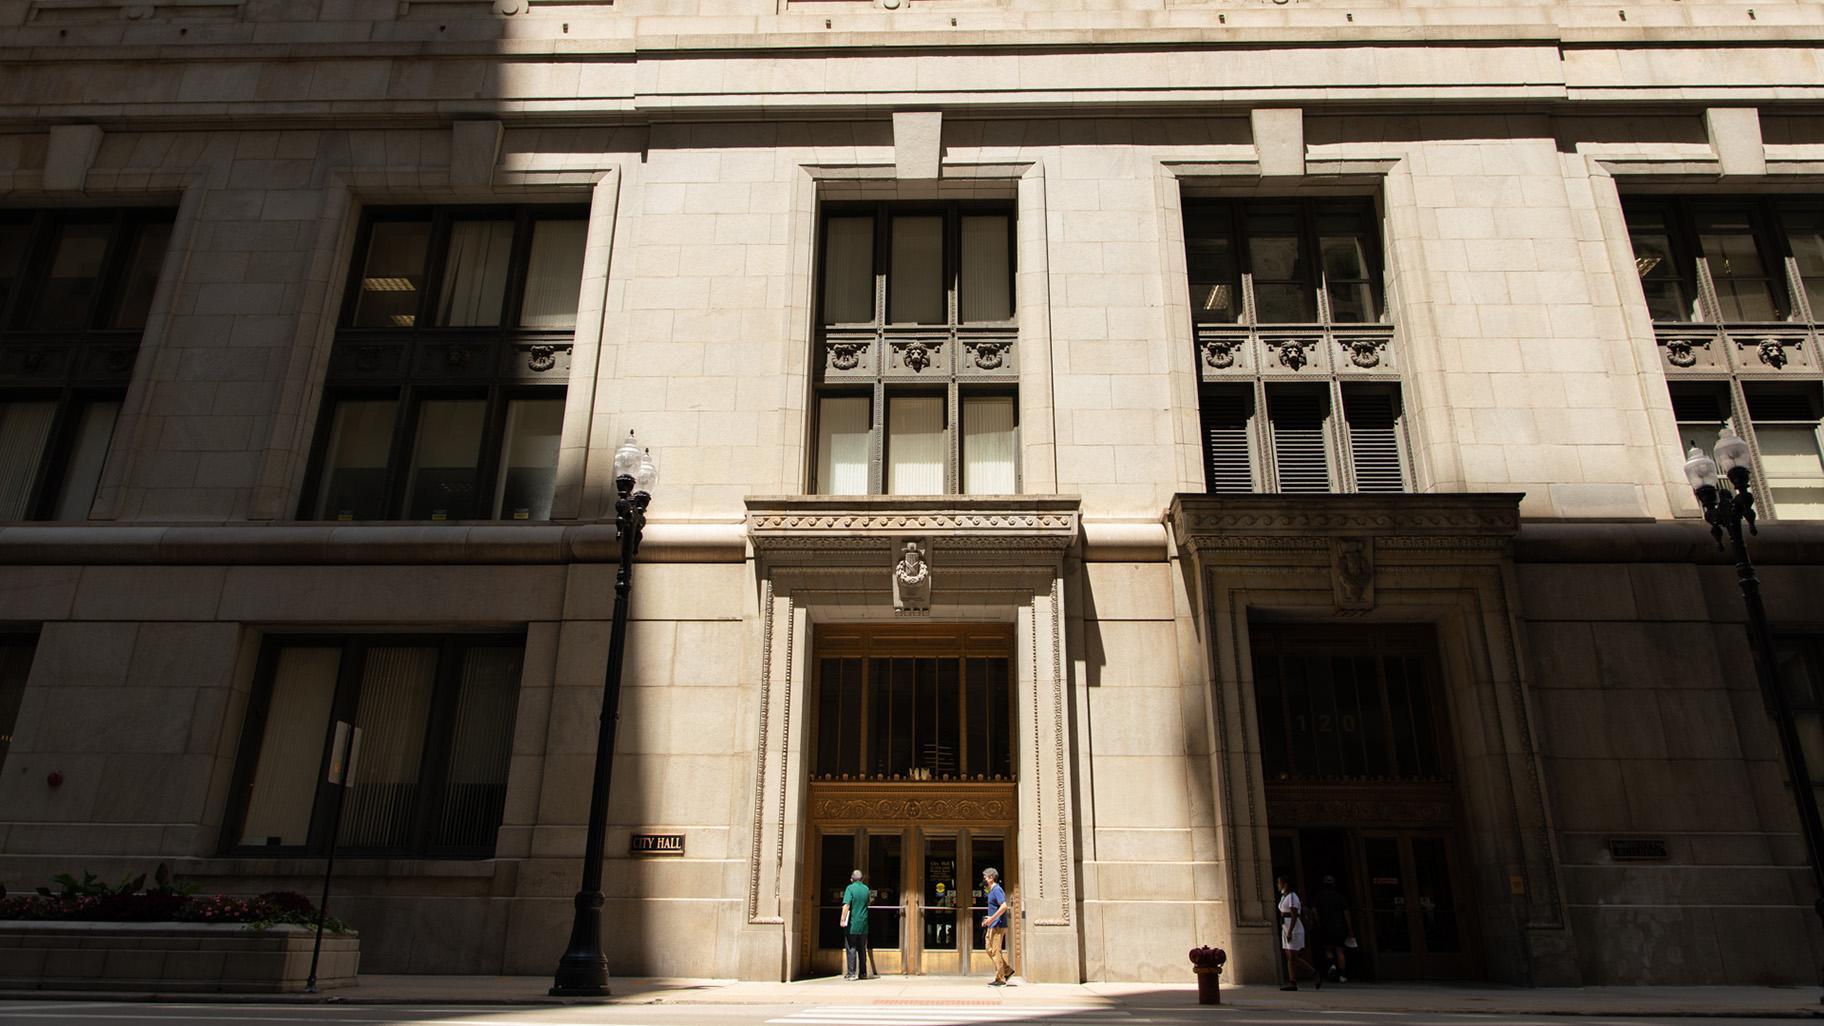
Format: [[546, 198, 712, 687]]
[[0, 634, 38, 769], [811, 626, 1015, 783], [0, 209, 172, 521], [226, 634, 524, 857], [1251, 626, 1450, 784], [1183, 198, 1407, 494], [302, 206, 588, 521], [812, 203, 1018, 495], [1629, 197, 1824, 520]]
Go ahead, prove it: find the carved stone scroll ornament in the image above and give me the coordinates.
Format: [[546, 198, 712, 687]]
[[828, 340, 866, 370], [968, 339, 1011, 370], [1343, 336, 1384, 369], [1200, 337, 1238, 369], [892, 540, 932, 612], [1664, 338, 1699, 368]]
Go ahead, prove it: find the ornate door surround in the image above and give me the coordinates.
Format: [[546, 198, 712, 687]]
[[1168, 492, 1574, 987], [739, 495, 1083, 982]]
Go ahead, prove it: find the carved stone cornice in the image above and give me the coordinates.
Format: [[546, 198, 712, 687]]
[[745, 495, 1081, 568], [1170, 493, 1522, 566]]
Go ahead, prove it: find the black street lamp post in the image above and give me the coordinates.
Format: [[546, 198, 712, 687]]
[[551, 431, 657, 998], [1684, 430, 1824, 996]]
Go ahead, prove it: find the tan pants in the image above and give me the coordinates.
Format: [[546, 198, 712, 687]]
[[986, 926, 1011, 982]]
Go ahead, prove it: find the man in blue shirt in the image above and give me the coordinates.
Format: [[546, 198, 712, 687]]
[[980, 867, 1012, 985]]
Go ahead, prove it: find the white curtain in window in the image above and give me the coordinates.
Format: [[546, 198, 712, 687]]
[[1758, 424, 1824, 520], [817, 397, 871, 495], [823, 217, 875, 324], [963, 396, 1017, 494], [52, 401, 119, 522], [437, 220, 513, 326], [520, 220, 588, 328], [888, 396, 946, 494], [0, 402, 55, 520], [960, 216, 1012, 322], [493, 398, 565, 519], [890, 216, 944, 324], [339, 646, 438, 849], [239, 647, 340, 847]]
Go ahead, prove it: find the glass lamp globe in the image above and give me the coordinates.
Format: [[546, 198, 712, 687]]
[[613, 432, 642, 481], [1683, 445, 1719, 492], [1713, 428, 1752, 476], [636, 448, 659, 495]]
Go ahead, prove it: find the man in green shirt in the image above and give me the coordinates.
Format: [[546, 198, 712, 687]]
[[840, 869, 872, 980]]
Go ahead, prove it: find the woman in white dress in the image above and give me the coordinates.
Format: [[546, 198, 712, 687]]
[[1275, 875, 1321, 991]]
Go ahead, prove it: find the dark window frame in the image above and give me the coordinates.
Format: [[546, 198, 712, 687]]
[[300, 204, 587, 522], [1181, 197, 1387, 326], [1633, 196, 1824, 521], [1626, 196, 1819, 326], [1250, 624, 1455, 785], [808, 625, 1017, 784], [0, 630, 40, 769], [811, 200, 1020, 496], [0, 208, 174, 522], [221, 632, 526, 859]]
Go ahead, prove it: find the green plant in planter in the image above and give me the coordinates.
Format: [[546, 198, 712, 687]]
[[1, 865, 343, 932]]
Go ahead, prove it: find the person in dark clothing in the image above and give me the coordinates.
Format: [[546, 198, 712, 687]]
[[1311, 874, 1353, 982]]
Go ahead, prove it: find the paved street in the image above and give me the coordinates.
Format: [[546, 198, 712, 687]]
[[1, 991, 1818, 1026]]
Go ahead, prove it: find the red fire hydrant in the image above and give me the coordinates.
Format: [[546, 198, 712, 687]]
[[1189, 946, 1226, 1005]]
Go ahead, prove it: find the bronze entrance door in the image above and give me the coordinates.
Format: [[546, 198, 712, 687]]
[[802, 624, 1017, 977], [807, 824, 1015, 977], [1255, 624, 1481, 981]]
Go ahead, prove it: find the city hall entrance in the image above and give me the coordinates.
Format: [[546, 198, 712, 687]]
[[801, 624, 1018, 977], [1254, 624, 1481, 980]]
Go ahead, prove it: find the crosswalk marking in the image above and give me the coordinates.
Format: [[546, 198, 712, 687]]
[[766, 1006, 1139, 1026]]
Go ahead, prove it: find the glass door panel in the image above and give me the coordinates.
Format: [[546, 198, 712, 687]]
[[814, 832, 857, 976], [867, 831, 906, 977], [1362, 835, 1411, 958], [1410, 836, 1461, 954], [967, 834, 1007, 976], [919, 834, 961, 974]]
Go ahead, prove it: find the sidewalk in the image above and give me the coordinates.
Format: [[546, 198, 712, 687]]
[[4, 974, 1823, 1018]]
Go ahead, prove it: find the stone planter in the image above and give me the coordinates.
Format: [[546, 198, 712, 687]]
[[0, 922, 358, 994]]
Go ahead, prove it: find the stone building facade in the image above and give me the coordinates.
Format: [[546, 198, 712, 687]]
[[0, 0, 1822, 988]]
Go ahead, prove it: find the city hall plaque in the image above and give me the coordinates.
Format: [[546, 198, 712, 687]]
[[631, 833, 685, 857]]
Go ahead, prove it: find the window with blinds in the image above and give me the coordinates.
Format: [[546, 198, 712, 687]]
[[302, 206, 587, 522], [1200, 387, 1255, 493], [1268, 389, 1332, 493], [1200, 383, 1407, 494], [226, 634, 525, 858]]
